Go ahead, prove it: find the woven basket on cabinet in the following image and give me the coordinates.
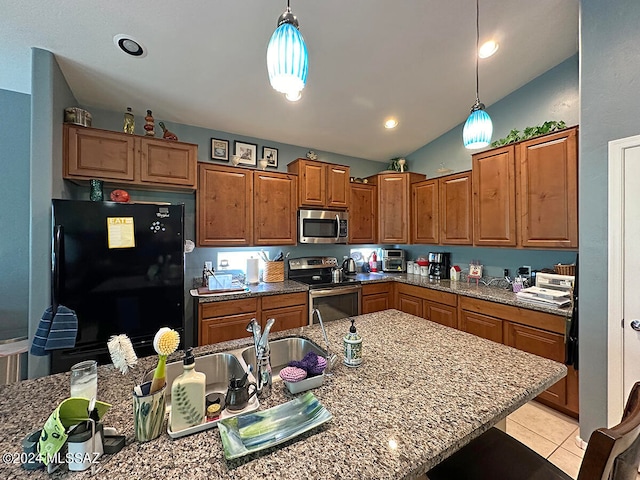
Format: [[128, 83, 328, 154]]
[[554, 264, 576, 276]]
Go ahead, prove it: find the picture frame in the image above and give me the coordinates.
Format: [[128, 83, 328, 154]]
[[262, 147, 278, 168], [234, 141, 258, 166], [211, 138, 229, 161]]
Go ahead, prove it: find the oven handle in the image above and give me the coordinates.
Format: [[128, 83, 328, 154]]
[[309, 285, 362, 298], [335, 214, 341, 242]]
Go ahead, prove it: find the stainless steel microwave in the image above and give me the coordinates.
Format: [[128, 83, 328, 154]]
[[298, 209, 348, 244]]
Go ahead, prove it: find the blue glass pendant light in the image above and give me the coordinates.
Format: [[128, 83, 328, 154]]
[[266, 0, 308, 102], [463, 0, 492, 149]]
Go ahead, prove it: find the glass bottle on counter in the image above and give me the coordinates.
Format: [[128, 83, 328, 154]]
[[123, 107, 135, 134]]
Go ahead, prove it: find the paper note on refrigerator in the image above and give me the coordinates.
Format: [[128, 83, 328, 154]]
[[107, 217, 135, 248]]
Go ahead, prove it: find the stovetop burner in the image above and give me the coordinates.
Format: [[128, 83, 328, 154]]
[[288, 256, 361, 289]]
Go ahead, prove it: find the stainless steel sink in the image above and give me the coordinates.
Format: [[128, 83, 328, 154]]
[[240, 336, 326, 379], [143, 352, 246, 407]]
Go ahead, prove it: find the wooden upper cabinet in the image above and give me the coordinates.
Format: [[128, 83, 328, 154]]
[[63, 125, 197, 190], [440, 171, 473, 245], [139, 137, 197, 187], [287, 159, 349, 209], [472, 146, 516, 246], [349, 183, 377, 244], [369, 172, 426, 244], [327, 164, 350, 208], [253, 171, 297, 245], [64, 125, 135, 181], [197, 164, 253, 247], [517, 127, 578, 248], [411, 179, 439, 244]]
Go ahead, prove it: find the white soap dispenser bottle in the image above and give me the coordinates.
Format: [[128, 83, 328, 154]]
[[343, 319, 363, 367], [170, 348, 206, 432]]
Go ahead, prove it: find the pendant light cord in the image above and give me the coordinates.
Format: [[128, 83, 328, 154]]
[[475, 0, 480, 104]]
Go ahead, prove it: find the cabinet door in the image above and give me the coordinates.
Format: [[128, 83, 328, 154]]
[[254, 171, 297, 245], [200, 313, 257, 345], [473, 146, 516, 246], [262, 305, 307, 333], [412, 179, 439, 244], [362, 294, 389, 314], [349, 183, 377, 244], [460, 310, 503, 343], [397, 293, 422, 317], [298, 160, 326, 207], [64, 125, 135, 181], [378, 174, 410, 244], [517, 127, 578, 248], [197, 164, 253, 246], [140, 138, 197, 187], [506, 322, 567, 406], [424, 301, 457, 328], [440, 171, 473, 245], [326, 164, 350, 208]]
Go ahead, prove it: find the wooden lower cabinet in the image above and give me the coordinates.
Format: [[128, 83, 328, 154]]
[[460, 310, 503, 343], [198, 293, 307, 345], [260, 292, 307, 333], [361, 283, 391, 314], [459, 296, 578, 417], [424, 301, 457, 328], [398, 293, 423, 317]]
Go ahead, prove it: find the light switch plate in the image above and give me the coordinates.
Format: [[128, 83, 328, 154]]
[[205, 261, 213, 271]]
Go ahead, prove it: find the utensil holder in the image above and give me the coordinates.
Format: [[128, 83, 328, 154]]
[[133, 381, 166, 442], [263, 261, 284, 283]]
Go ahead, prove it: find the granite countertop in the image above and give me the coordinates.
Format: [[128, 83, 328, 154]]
[[0, 310, 566, 479], [195, 273, 570, 317], [195, 280, 308, 304]]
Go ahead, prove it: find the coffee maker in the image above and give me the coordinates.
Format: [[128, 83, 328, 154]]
[[428, 252, 451, 280]]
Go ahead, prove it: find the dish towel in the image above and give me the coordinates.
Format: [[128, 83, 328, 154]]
[[30, 306, 78, 356]]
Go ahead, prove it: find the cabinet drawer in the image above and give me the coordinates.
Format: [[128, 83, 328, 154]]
[[396, 283, 456, 307], [506, 323, 565, 362], [200, 298, 258, 319], [425, 301, 457, 328], [398, 293, 422, 317], [362, 294, 389, 314], [261, 292, 307, 310], [199, 313, 256, 345], [362, 282, 391, 296], [262, 305, 307, 332]]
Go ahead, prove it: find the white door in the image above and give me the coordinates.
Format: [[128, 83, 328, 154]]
[[608, 135, 640, 425]]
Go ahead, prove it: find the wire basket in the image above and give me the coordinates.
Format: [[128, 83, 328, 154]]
[[263, 261, 284, 283], [554, 264, 576, 276]]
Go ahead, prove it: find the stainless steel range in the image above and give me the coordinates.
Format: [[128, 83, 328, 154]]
[[288, 256, 361, 324]]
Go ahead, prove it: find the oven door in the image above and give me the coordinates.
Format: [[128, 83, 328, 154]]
[[309, 285, 362, 324], [299, 209, 348, 244]]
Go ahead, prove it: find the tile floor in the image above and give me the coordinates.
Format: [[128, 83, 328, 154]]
[[507, 401, 640, 479], [506, 401, 583, 478]]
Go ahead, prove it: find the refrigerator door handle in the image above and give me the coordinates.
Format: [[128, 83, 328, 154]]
[[52, 225, 63, 315]]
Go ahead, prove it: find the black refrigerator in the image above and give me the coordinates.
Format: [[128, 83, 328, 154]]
[[50, 199, 185, 374]]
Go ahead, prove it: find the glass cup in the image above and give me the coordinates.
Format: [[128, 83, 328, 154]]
[[70, 360, 98, 400]]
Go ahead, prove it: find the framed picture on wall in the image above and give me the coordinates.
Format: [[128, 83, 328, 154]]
[[211, 138, 229, 161], [262, 147, 278, 168], [234, 141, 258, 166]]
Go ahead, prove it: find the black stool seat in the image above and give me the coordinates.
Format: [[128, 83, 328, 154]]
[[428, 427, 571, 480]]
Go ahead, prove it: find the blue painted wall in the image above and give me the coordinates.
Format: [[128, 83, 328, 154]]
[[406, 55, 579, 177], [0, 89, 30, 341], [579, 0, 640, 438]]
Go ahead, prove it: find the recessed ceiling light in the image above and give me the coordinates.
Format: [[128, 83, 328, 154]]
[[113, 34, 147, 58], [384, 119, 398, 129], [478, 40, 499, 59]]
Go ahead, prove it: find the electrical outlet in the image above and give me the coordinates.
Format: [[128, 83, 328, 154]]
[[205, 261, 213, 271]]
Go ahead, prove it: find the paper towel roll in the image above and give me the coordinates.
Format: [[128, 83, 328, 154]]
[[246, 258, 259, 284]]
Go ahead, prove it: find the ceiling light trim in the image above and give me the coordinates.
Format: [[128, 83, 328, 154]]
[[113, 34, 147, 58]]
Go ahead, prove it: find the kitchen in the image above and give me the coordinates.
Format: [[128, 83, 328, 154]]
[[1, 0, 639, 477]]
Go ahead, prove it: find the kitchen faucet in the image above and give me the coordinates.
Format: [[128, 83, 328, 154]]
[[246, 318, 275, 398], [311, 308, 338, 373]]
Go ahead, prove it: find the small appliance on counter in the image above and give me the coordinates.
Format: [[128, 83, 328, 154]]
[[382, 249, 406, 272], [428, 252, 451, 280]]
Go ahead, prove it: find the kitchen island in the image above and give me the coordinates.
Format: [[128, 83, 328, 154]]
[[0, 310, 566, 479]]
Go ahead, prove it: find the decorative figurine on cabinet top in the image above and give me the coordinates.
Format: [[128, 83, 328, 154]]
[[144, 110, 155, 137], [159, 122, 178, 141]]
